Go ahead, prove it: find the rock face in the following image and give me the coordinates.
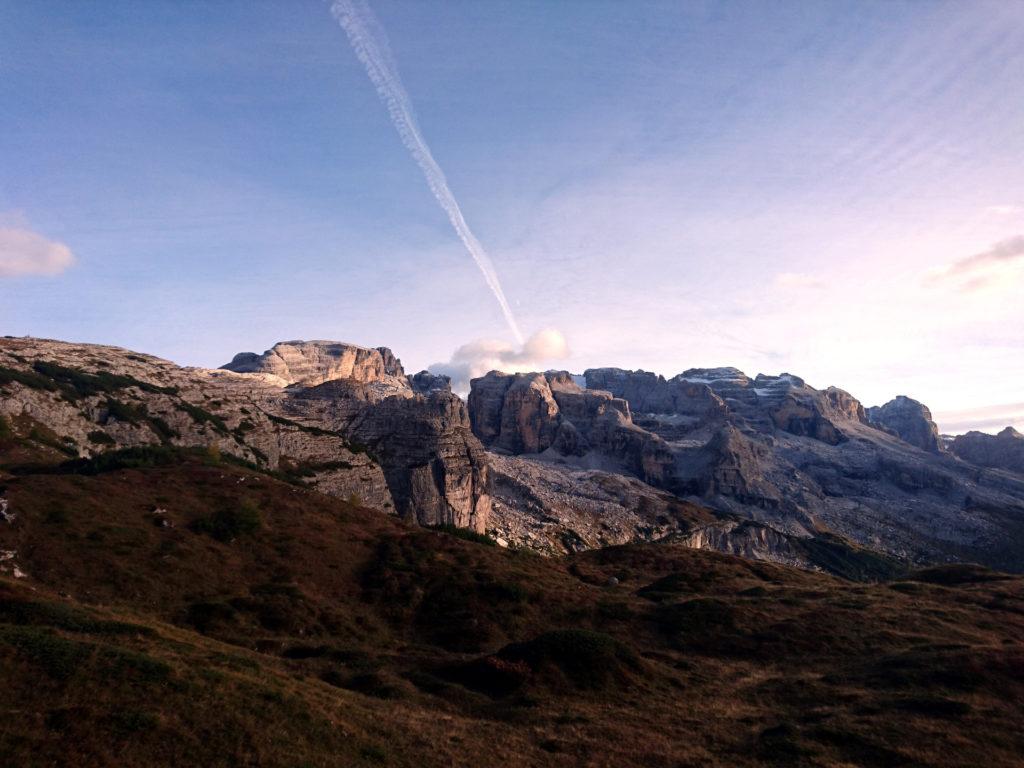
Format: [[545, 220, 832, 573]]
[[470, 364, 1024, 572], [950, 427, 1024, 475], [468, 371, 674, 487], [0, 337, 489, 532], [486, 452, 819, 569], [866, 396, 943, 453]]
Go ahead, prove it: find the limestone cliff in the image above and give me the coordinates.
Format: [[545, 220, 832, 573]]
[[0, 337, 489, 532]]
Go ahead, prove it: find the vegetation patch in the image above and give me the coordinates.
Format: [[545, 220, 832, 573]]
[[0, 599, 152, 637], [87, 430, 116, 445], [0, 625, 91, 679], [490, 629, 641, 692], [176, 402, 228, 434], [103, 398, 148, 425], [429, 524, 497, 547], [909, 563, 1013, 586], [796, 533, 905, 581], [190, 499, 262, 542], [60, 445, 188, 474], [30, 361, 177, 401]]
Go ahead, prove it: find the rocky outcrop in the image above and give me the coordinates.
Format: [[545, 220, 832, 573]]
[[408, 370, 451, 395], [222, 340, 406, 388], [950, 427, 1024, 475], [482, 364, 1024, 571], [867, 396, 943, 453], [287, 379, 490, 531], [0, 337, 489, 532], [486, 452, 817, 568], [468, 371, 674, 487]]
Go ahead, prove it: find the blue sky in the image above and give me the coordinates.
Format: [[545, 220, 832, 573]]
[[2, 0, 1023, 432]]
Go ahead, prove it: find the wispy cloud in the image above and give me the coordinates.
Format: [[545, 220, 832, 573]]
[[773, 272, 824, 290], [429, 328, 568, 394], [0, 223, 75, 278], [986, 205, 1022, 216], [927, 235, 1024, 292]]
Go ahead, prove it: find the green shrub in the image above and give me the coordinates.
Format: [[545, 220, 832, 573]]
[[0, 365, 59, 392], [185, 601, 238, 633], [0, 414, 11, 439], [0, 598, 151, 636], [30, 361, 177, 400], [177, 402, 228, 434], [87, 430, 115, 445], [60, 445, 187, 474], [191, 498, 261, 542], [490, 629, 640, 692], [107, 709, 159, 735], [205, 444, 222, 465], [147, 416, 179, 442], [103, 398, 147, 425], [28, 425, 78, 456], [0, 626, 90, 679], [428, 524, 497, 547], [99, 646, 171, 682]]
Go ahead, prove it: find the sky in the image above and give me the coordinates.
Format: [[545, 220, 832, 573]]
[[1, 0, 1023, 433]]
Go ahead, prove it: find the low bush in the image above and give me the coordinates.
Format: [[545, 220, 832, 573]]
[[191, 498, 261, 542], [177, 402, 228, 434], [495, 629, 641, 691], [61, 445, 187, 474], [429, 524, 496, 547], [87, 430, 115, 445]]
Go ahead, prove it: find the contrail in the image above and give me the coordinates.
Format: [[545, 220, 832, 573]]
[[330, 0, 524, 344]]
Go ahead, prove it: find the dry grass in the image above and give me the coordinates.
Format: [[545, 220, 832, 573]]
[[0, 447, 1022, 766]]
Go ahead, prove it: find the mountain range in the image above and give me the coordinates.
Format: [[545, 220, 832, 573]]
[[2, 335, 1023, 766]]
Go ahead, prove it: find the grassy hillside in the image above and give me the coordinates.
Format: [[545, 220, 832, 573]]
[[1, 446, 1023, 766]]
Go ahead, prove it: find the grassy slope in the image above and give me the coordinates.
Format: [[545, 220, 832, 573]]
[[0, 447, 1023, 767]]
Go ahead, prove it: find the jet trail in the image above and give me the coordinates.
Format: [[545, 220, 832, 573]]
[[331, 0, 524, 344]]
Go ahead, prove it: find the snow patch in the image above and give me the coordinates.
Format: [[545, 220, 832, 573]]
[[0, 497, 12, 524]]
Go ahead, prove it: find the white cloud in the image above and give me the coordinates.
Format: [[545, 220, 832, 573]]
[[926, 234, 1024, 293], [0, 226, 75, 278], [429, 328, 569, 394]]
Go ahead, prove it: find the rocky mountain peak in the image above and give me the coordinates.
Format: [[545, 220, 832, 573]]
[[221, 340, 407, 388], [866, 395, 943, 453], [949, 425, 1024, 475]]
